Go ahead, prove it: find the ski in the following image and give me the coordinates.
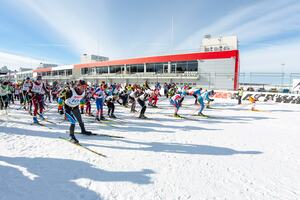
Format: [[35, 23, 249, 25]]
[[59, 137, 107, 157], [206, 107, 222, 110], [70, 131, 125, 138], [42, 118, 57, 124], [165, 114, 199, 121], [30, 122, 53, 129], [192, 114, 210, 118]]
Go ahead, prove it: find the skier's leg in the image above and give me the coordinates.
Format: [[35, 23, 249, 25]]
[[198, 96, 205, 115], [65, 108, 78, 143], [72, 107, 91, 135]]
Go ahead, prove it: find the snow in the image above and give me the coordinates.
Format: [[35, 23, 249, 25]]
[[1, 97, 300, 200]]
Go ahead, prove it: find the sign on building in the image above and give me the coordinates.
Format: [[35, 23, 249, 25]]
[[293, 79, 300, 93]]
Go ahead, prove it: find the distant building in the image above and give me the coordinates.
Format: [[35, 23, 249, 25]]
[[19, 67, 33, 72], [0, 66, 9, 75], [201, 35, 238, 52], [80, 54, 109, 63], [38, 63, 58, 68]]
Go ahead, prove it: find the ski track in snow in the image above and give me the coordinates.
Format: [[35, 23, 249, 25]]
[[0, 97, 300, 200]]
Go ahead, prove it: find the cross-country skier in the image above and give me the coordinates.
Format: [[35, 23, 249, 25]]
[[28, 76, 48, 123], [129, 86, 140, 113], [197, 90, 214, 116], [188, 87, 202, 105], [249, 96, 257, 111], [137, 89, 150, 119], [93, 83, 106, 121], [0, 81, 10, 110], [21, 77, 32, 111], [105, 88, 117, 118], [170, 92, 186, 117], [148, 88, 160, 108], [61, 80, 92, 143]]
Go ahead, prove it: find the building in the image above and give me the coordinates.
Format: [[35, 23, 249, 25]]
[[0, 36, 240, 90], [202, 35, 238, 52], [75, 50, 239, 90], [80, 54, 109, 63]]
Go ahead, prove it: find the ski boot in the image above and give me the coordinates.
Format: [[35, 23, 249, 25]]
[[174, 113, 181, 118], [100, 115, 106, 120], [110, 114, 117, 118], [81, 130, 92, 135], [39, 113, 45, 120], [139, 114, 147, 119], [69, 135, 79, 144], [33, 116, 39, 124]]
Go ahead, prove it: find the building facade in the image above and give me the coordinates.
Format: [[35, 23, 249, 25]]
[[0, 36, 240, 90]]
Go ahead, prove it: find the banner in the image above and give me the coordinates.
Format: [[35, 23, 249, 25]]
[[292, 79, 300, 93], [213, 91, 300, 104]]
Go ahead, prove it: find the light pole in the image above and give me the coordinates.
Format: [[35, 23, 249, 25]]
[[281, 63, 285, 89]]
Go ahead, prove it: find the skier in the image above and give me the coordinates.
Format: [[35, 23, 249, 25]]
[[129, 86, 140, 113], [93, 83, 106, 121], [148, 88, 160, 107], [61, 80, 92, 143], [0, 81, 10, 110], [237, 87, 244, 105], [137, 89, 150, 119], [188, 87, 202, 105], [79, 98, 85, 114], [197, 90, 214, 116], [84, 87, 93, 116], [21, 77, 32, 111], [249, 96, 257, 111], [28, 76, 48, 123], [105, 89, 117, 118], [170, 92, 186, 117]]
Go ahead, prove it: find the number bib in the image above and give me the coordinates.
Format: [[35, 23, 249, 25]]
[[65, 88, 85, 107], [22, 82, 31, 91], [31, 83, 43, 94]]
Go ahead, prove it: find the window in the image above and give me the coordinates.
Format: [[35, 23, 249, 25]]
[[58, 70, 64, 76], [176, 61, 187, 73], [127, 64, 144, 74], [110, 65, 122, 74], [96, 66, 108, 74], [81, 68, 93, 75], [146, 63, 165, 74], [187, 61, 198, 72], [171, 61, 198, 73], [146, 63, 155, 72], [66, 69, 72, 76]]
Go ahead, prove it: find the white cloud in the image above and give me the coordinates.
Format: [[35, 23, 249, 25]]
[[176, 0, 300, 49], [18, 0, 115, 57], [0, 51, 44, 70], [240, 39, 300, 73]]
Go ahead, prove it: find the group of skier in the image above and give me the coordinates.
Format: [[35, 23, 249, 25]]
[[1, 76, 218, 143]]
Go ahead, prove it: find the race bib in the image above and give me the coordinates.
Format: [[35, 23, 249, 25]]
[[65, 95, 82, 107]]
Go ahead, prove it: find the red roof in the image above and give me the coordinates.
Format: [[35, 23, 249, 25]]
[[33, 67, 52, 73], [75, 50, 239, 69]]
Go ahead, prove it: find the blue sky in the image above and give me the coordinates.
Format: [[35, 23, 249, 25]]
[[0, 0, 299, 72]]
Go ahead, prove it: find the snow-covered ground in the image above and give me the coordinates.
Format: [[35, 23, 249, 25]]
[[0, 97, 299, 200]]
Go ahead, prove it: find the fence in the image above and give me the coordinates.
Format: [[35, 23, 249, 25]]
[[239, 72, 300, 93]]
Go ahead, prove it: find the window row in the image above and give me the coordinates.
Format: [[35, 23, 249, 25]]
[[81, 61, 199, 75], [41, 69, 73, 76]]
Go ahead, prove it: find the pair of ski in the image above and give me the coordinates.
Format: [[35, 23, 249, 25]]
[[60, 131, 125, 157], [30, 122, 54, 129], [167, 114, 210, 120], [59, 137, 107, 157], [71, 131, 124, 139]]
